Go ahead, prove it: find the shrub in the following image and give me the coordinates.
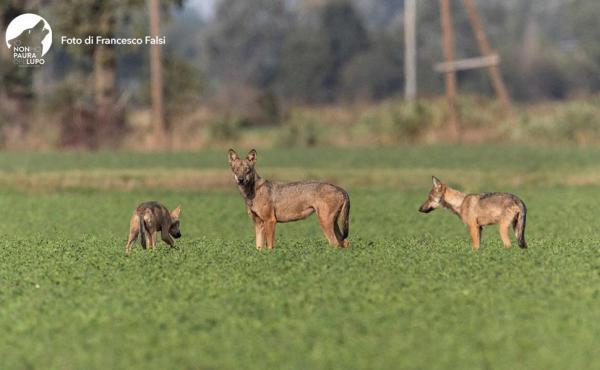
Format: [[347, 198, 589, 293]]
[[357, 99, 433, 143], [278, 111, 321, 147], [206, 116, 242, 141]]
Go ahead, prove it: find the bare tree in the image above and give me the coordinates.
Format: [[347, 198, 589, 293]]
[[149, 0, 166, 146]]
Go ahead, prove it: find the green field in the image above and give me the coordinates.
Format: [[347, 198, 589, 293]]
[[1, 146, 599, 370]]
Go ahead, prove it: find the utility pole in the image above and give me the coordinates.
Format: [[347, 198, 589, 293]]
[[461, 0, 511, 113], [439, 0, 460, 139], [149, 0, 166, 146], [404, 0, 417, 101], [435, 0, 511, 132]]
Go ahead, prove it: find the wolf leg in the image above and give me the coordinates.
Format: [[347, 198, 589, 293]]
[[146, 232, 152, 249], [125, 214, 140, 254], [468, 224, 481, 250], [265, 220, 276, 249], [333, 223, 348, 248], [499, 218, 512, 248], [143, 211, 155, 250], [161, 229, 174, 247], [318, 212, 340, 247], [148, 231, 158, 249], [254, 222, 266, 250], [250, 212, 266, 249], [125, 233, 137, 255]]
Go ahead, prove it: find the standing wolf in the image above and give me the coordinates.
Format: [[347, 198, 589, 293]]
[[418, 176, 527, 250], [228, 149, 350, 249], [125, 202, 182, 254]]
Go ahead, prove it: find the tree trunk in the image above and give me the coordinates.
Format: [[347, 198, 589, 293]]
[[92, 10, 121, 148], [439, 0, 460, 140], [404, 0, 417, 101], [149, 0, 167, 147]]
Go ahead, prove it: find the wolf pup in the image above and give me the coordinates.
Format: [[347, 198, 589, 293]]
[[228, 149, 350, 249], [418, 176, 527, 250], [125, 202, 181, 254]]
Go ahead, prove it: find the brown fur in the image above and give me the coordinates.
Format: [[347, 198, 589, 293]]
[[418, 176, 527, 250], [125, 201, 182, 254], [228, 149, 350, 250]]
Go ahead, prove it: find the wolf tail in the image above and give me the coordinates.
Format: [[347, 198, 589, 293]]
[[339, 190, 350, 240], [515, 202, 527, 249], [139, 215, 147, 249]]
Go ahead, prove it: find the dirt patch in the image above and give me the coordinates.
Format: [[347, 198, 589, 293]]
[[2, 167, 600, 191]]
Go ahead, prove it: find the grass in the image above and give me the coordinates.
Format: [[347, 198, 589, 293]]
[[29, 95, 600, 150], [0, 146, 599, 369], [4, 145, 600, 191], [4, 145, 600, 172]]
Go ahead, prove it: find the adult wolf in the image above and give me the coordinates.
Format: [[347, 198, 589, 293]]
[[228, 149, 350, 249], [419, 176, 527, 250]]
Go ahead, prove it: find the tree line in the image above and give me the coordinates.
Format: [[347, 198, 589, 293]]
[[0, 0, 599, 148]]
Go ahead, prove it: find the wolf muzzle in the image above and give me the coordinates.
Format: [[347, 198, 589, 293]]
[[235, 175, 247, 186], [418, 206, 433, 213]]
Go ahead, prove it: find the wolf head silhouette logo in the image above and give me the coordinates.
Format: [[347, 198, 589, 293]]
[[5, 13, 52, 66], [7, 19, 49, 51]]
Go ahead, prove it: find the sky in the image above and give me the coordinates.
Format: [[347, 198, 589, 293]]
[[188, 0, 216, 18]]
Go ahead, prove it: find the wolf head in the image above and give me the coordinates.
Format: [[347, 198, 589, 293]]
[[8, 20, 49, 50], [418, 176, 446, 213], [228, 149, 257, 187], [169, 205, 182, 239]]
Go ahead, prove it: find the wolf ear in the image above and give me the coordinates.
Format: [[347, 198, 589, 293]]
[[171, 205, 181, 219], [228, 149, 239, 164], [246, 149, 257, 164], [432, 176, 443, 189]]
